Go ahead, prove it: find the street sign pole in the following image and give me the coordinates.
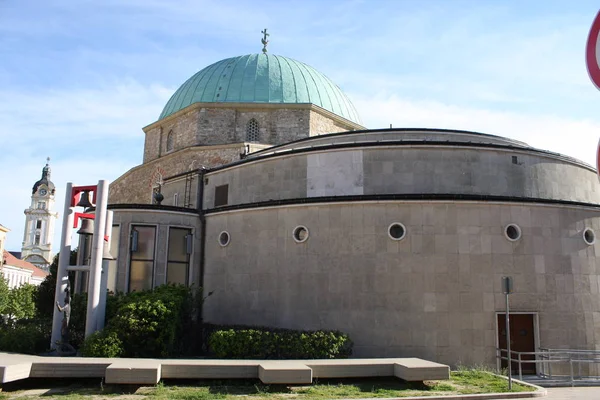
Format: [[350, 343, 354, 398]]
[[585, 10, 600, 182], [502, 276, 513, 390]]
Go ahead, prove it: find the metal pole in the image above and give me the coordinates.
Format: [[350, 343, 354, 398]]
[[97, 210, 113, 331], [505, 292, 512, 390], [51, 183, 74, 348], [85, 180, 108, 338]]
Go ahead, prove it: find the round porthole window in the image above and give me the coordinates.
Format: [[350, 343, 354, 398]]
[[584, 228, 596, 245], [292, 226, 309, 243], [388, 222, 407, 241], [218, 231, 230, 247], [504, 224, 521, 242]]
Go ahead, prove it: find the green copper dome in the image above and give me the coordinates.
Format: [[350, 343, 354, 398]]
[[159, 54, 361, 124]]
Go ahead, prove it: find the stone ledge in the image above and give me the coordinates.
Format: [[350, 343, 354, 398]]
[[105, 360, 161, 385], [394, 358, 450, 381], [258, 362, 312, 384], [0, 361, 32, 383]]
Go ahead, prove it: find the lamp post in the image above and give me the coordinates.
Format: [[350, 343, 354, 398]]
[[502, 276, 513, 390]]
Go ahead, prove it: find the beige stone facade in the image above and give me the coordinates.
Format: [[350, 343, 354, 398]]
[[202, 201, 600, 367]]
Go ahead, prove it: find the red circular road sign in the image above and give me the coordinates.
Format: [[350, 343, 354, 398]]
[[587, 11, 600, 90]]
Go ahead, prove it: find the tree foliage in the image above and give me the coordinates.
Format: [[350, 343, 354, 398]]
[[0, 275, 9, 316], [5, 283, 37, 321]]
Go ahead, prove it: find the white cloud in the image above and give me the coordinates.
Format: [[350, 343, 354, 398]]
[[353, 93, 599, 167], [0, 81, 172, 251]]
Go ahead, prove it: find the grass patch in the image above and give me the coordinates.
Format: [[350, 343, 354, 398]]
[[450, 368, 530, 394], [0, 369, 533, 399]]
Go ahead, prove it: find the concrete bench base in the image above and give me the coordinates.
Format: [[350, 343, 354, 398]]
[[0, 353, 450, 385], [105, 360, 161, 384], [0, 361, 32, 383], [394, 358, 450, 381], [259, 362, 312, 384]]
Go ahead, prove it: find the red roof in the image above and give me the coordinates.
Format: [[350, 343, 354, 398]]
[[2, 251, 49, 278]]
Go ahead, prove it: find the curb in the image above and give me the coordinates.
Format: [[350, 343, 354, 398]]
[[340, 374, 547, 400]]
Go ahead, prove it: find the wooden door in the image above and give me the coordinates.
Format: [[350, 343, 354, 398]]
[[497, 313, 536, 374]]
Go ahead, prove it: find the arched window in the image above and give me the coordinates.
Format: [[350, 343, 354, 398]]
[[166, 130, 174, 152], [246, 119, 260, 142]]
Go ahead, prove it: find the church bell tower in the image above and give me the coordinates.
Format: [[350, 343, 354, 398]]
[[21, 158, 58, 270]]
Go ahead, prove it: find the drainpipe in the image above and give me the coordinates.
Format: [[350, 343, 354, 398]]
[[196, 167, 208, 353], [196, 167, 207, 312]]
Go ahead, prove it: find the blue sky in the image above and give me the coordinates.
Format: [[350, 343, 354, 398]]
[[1, 0, 600, 252]]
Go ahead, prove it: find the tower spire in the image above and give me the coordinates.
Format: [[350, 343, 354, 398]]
[[261, 29, 269, 54]]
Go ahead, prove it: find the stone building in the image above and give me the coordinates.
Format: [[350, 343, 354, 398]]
[[105, 50, 600, 369]]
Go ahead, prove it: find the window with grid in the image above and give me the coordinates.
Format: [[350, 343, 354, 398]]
[[246, 118, 260, 142], [129, 225, 156, 292], [34, 233, 40, 245], [167, 228, 192, 285]]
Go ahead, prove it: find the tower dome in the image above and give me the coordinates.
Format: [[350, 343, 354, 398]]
[[32, 158, 55, 195], [159, 54, 361, 124]]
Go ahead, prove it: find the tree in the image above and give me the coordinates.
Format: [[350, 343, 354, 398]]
[[0, 275, 9, 316], [6, 284, 37, 321]]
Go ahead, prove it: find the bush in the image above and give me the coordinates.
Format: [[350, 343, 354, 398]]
[[80, 330, 123, 358], [0, 320, 50, 354], [96, 284, 193, 358], [208, 325, 353, 359]]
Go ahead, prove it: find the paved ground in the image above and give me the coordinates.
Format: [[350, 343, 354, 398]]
[[520, 386, 600, 399]]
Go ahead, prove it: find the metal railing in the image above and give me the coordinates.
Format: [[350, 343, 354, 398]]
[[496, 347, 600, 386]]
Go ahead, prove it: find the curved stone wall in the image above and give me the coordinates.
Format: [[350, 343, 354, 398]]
[[202, 201, 600, 366], [204, 145, 600, 209], [250, 129, 532, 156]]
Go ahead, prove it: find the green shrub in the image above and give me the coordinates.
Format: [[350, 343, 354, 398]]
[[80, 330, 123, 358], [208, 326, 353, 359], [104, 284, 193, 358], [0, 320, 50, 354]]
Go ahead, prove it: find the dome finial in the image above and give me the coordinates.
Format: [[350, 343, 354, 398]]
[[46, 156, 50, 166], [261, 28, 269, 54]]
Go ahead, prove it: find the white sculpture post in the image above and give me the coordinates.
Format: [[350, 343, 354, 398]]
[[51, 183, 74, 348], [85, 180, 109, 338], [97, 210, 113, 331]]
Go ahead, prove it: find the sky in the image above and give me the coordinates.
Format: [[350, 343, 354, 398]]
[[1, 0, 600, 252]]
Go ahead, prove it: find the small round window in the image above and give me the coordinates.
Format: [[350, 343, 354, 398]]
[[388, 222, 407, 241], [292, 226, 309, 243], [584, 228, 596, 245], [218, 231, 230, 247], [504, 224, 521, 242]]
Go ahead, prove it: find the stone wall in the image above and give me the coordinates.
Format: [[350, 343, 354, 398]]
[[142, 104, 353, 164], [110, 145, 249, 205], [309, 110, 351, 136], [204, 146, 600, 208], [144, 108, 202, 163], [202, 201, 600, 366]]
